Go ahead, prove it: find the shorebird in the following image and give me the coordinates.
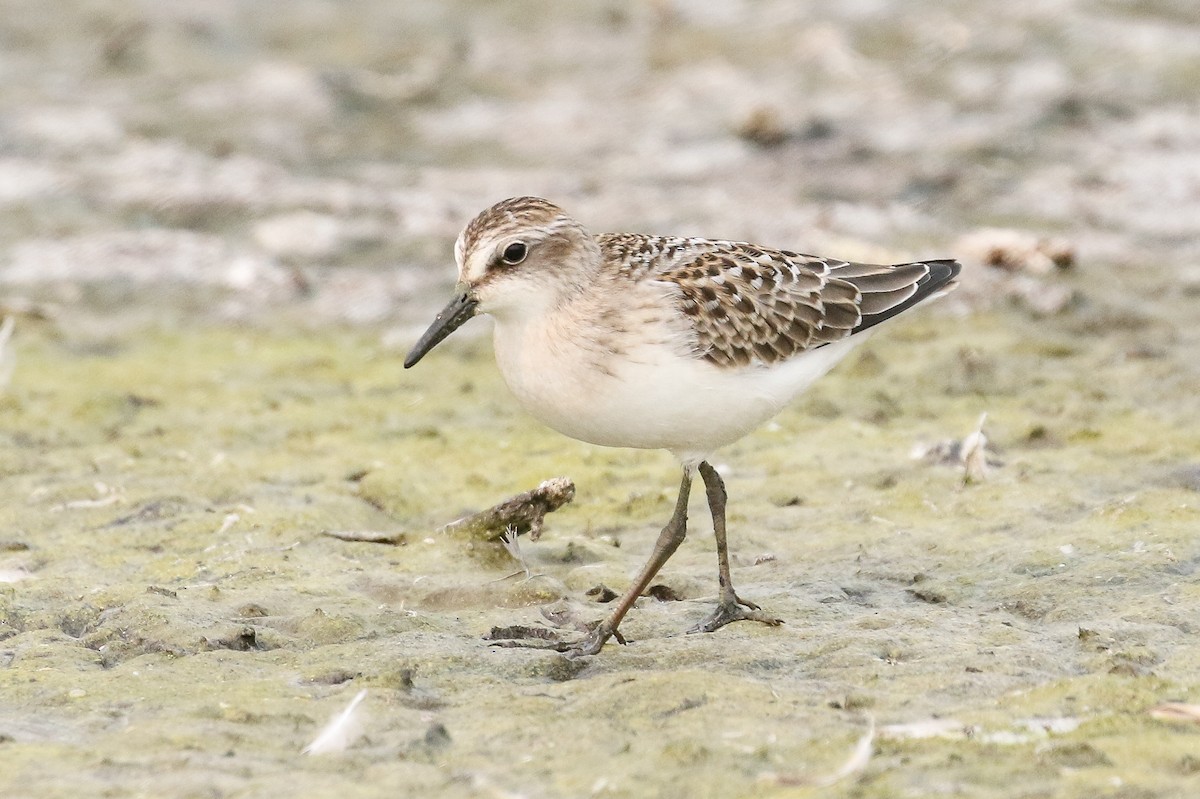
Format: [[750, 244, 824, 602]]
[[405, 197, 960, 656]]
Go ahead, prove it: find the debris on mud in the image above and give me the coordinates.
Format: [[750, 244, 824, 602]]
[[952, 228, 1077, 315], [442, 477, 576, 542], [911, 412, 998, 484]]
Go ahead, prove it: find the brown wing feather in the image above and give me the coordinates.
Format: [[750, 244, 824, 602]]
[[600, 234, 960, 369]]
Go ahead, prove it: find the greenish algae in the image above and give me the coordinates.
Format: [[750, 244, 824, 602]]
[[0, 305, 1197, 798]]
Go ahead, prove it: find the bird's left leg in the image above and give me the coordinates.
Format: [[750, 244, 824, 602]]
[[688, 461, 783, 634]]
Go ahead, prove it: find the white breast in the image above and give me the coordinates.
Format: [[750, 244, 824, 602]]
[[490, 301, 867, 464]]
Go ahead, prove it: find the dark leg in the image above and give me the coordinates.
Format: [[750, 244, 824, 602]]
[[562, 466, 695, 656], [688, 461, 783, 633]]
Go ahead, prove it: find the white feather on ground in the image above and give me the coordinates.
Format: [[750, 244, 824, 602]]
[[0, 317, 15, 390], [303, 689, 368, 755], [761, 716, 875, 787]]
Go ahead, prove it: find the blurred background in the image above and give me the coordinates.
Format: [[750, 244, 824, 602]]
[[1, 0, 1196, 332], [3, 3, 1200, 795]]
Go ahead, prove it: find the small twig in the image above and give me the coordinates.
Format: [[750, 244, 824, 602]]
[[322, 529, 407, 545]]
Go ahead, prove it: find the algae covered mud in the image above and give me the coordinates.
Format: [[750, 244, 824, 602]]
[[2, 0, 1200, 796], [2, 305, 1198, 797]]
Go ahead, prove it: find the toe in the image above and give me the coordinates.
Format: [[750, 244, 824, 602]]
[[688, 600, 783, 634]]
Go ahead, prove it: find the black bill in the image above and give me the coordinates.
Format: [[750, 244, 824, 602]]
[[404, 289, 480, 368]]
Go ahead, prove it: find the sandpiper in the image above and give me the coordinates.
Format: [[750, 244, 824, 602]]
[[406, 197, 960, 657]]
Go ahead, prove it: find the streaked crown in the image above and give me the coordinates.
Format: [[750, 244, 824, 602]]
[[458, 197, 604, 279]]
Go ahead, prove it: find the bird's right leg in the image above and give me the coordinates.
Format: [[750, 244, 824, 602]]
[[562, 465, 694, 656]]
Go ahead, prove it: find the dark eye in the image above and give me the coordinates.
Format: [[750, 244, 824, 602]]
[[500, 241, 527, 265]]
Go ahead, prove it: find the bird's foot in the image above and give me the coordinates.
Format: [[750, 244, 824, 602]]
[[688, 591, 783, 634], [486, 619, 624, 657], [560, 620, 621, 658]]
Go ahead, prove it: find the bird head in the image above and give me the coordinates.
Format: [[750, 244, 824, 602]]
[[404, 196, 598, 368]]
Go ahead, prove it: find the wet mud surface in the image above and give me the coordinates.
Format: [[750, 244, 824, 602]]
[[1, 1, 1200, 797]]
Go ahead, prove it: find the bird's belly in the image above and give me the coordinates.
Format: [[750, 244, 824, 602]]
[[494, 325, 866, 459]]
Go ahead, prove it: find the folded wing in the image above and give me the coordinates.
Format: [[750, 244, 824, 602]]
[[635, 239, 959, 369]]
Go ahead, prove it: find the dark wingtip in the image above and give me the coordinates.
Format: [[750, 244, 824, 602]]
[[925, 258, 962, 287], [850, 258, 962, 335]]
